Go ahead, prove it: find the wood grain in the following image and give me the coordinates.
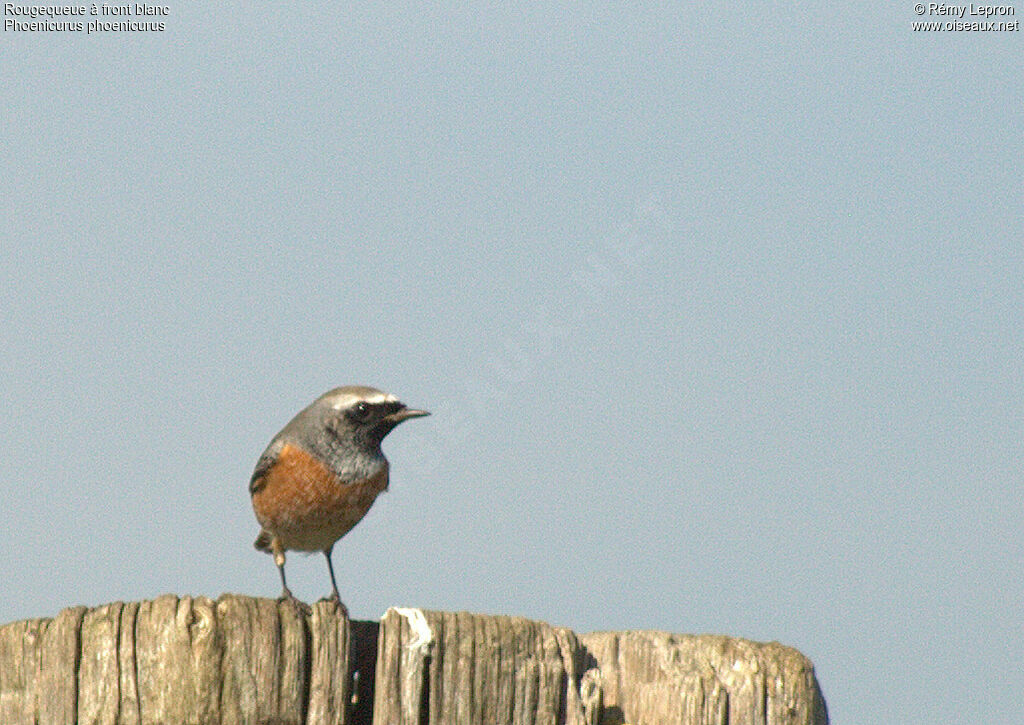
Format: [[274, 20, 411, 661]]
[[0, 597, 826, 724]]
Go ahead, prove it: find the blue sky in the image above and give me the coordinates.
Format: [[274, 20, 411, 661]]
[[2, 4, 1021, 723]]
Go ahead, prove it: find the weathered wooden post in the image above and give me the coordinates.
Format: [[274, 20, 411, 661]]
[[374, 608, 595, 725], [373, 609, 827, 725], [0, 595, 828, 724], [0, 595, 350, 725]]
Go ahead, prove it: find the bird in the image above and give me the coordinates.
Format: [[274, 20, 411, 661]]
[[249, 385, 429, 615]]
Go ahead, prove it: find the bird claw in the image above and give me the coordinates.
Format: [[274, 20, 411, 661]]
[[278, 591, 311, 617], [320, 591, 349, 618]]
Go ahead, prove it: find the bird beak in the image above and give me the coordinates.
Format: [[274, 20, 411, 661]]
[[388, 406, 430, 423]]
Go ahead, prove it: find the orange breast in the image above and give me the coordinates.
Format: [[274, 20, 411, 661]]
[[251, 443, 388, 551]]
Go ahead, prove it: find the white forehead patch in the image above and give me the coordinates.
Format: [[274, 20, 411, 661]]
[[328, 389, 398, 410]]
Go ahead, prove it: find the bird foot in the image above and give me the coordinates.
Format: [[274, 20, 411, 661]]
[[278, 590, 311, 617], [319, 591, 349, 618]]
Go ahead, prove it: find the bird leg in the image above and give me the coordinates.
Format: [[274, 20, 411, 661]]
[[272, 539, 310, 616], [322, 545, 349, 618]]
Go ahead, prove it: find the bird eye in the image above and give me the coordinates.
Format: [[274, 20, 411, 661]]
[[351, 401, 371, 420]]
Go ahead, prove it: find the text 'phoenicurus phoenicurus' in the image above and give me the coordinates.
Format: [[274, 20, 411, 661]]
[[249, 386, 429, 615]]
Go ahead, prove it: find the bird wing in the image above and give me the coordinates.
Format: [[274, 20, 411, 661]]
[[249, 439, 284, 496]]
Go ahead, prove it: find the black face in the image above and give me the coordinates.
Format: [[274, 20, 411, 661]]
[[343, 399, 409, 445], [346, 399, 404, 423]]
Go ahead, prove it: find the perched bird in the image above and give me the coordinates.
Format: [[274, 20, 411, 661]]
[[249, 386, 429, 614]]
